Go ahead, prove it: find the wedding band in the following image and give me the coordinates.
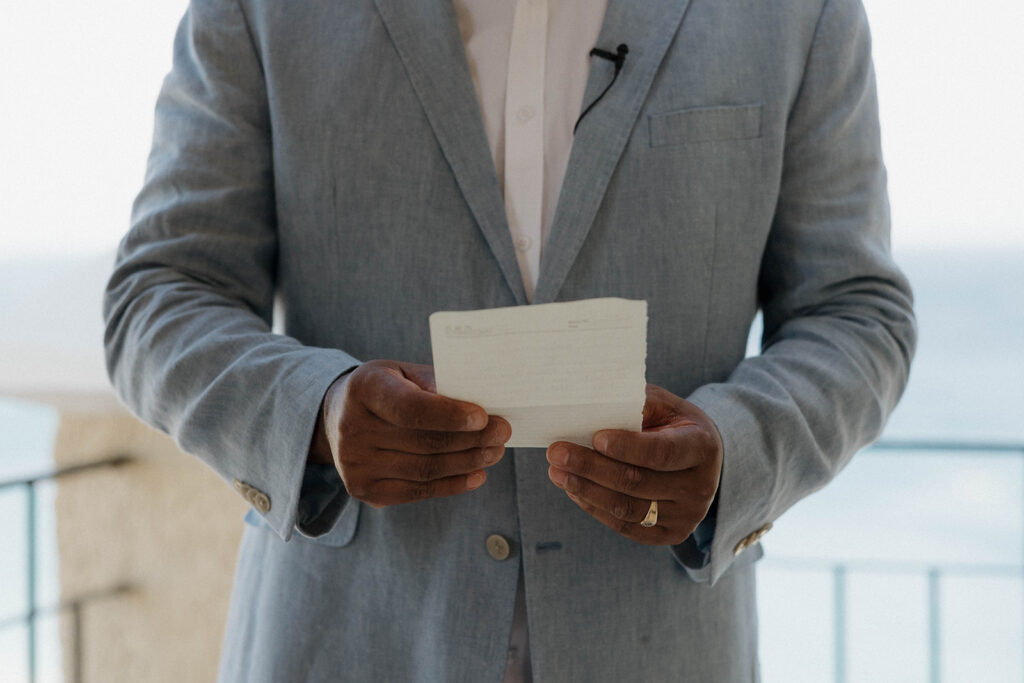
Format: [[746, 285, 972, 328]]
[[640, 500, 658, 528]]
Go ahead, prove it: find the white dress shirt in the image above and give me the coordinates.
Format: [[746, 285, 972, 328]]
[[453, 1, 609, 679], [454, 0, 608, 302]]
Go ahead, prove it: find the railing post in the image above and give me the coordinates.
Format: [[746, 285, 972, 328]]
[[928, 567, 941, 683], [26, 480, 37, 683], [71, 601, 83, 683], [834, 564, 847, 683]]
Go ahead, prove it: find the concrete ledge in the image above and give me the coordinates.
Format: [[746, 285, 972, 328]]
[[46, 396, 246, 682]]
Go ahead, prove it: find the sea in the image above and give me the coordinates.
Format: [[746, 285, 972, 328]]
[[1, 247, 1021, 682]]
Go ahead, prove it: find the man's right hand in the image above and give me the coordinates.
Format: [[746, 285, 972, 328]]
[[315, 360, 511, 508]]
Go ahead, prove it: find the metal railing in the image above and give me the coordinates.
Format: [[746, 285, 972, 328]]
[[0, 455, 133, 683], [2, 442, 1022, 682], [764, 439, 1024, 683]]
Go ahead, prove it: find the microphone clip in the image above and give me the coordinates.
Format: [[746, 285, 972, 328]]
[[574, 44, 630, 133], [589, 43, 629, 73]]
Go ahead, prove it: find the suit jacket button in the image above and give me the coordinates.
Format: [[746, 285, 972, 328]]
[[486, 534, 511, 561]]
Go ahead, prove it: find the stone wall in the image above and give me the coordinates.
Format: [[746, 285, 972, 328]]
[[51, 396, 246, 683]]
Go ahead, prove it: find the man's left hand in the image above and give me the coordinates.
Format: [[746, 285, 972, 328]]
[[546, 384, 723, 546]]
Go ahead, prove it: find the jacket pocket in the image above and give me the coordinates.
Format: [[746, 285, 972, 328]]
[[648, 103, 763, 147]]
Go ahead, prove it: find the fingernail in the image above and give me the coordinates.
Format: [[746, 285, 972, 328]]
[[466, 471, 486, 490], [593, 433, 608, 452], [548, 467, 568, 487], [549, 446, 569, 467], [465, 411, 487, 431], [493, 420, 511, 444], [483, 446, 503, 464]]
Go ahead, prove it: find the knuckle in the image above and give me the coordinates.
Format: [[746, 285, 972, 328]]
[[420, 430, 454, 452], [407, 481, 433, 501], [416, 457, 441, 482], [612, 497, 634, 521], [350, 364, 383, 403], [338, 417, 367, 447], [616, 465, 644, 492]]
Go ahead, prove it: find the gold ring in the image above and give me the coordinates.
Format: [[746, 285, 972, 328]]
[[640, 500, 658, 527]]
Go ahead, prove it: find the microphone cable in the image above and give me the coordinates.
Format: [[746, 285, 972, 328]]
[[574, 43, 629, 134]]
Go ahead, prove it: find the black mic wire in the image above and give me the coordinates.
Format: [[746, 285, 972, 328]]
[[574, 44, 629, 134]]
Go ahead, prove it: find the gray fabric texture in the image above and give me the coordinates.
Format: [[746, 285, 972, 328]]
[[103, 0, 916, 680]]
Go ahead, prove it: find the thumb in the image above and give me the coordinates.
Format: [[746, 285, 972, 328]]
[[398, 362, 439, 394]]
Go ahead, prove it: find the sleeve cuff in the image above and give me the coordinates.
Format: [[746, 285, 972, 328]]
[[295, 463, 350, 538], [669, 495, 718, 582]]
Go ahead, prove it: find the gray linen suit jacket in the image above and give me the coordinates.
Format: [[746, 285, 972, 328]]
[[104, 0, 916, 680]]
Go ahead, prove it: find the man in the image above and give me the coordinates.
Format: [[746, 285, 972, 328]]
[[104, 0, 915, 680]]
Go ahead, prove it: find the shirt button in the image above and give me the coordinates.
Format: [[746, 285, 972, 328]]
[[486, 534, 511, 561], [514, 236, 533, 252], [515, 105, 536, 124]]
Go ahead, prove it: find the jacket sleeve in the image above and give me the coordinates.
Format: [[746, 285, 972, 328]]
[[676, 0, 917, 584], [103, 0, 358, 540]]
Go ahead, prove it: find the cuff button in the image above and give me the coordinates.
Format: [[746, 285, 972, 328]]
[[232, 479, 272, 514]]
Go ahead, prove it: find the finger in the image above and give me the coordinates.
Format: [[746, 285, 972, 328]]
[[360, 366, 488, 431], [567, 493, 677, 546], [367, 470, 488, 506], [379, 416, 511, 455], [641, 383, 681, 428], [358, 445, 505, 482], [591, 424, 713, 472], [547, 465, 652, 525], [398, 362, 439, 393], [546, 441, 677, 499]]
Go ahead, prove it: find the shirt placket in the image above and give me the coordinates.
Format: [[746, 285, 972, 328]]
[[503, 0, 547, 303]]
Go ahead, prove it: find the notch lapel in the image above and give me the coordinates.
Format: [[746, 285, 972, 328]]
[[372, 0, 528, 305], [533, 0, 692, 305]]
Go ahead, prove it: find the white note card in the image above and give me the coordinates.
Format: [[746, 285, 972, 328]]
[[429, 298, 647, 448]]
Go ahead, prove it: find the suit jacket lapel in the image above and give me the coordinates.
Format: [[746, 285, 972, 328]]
[[533, 0, 692, 305], [372, 0, 528, 305]]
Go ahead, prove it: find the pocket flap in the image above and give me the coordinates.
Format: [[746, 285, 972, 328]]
[[649, 103, 763, 146]]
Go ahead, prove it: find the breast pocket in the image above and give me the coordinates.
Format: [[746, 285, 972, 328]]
[[648, 103, 763, 147]]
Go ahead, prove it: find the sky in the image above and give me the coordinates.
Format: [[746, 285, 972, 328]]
[[1, 0, 1023, 261]]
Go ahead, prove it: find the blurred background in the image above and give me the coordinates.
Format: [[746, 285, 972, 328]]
[[1, 0, 1022, 681]]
